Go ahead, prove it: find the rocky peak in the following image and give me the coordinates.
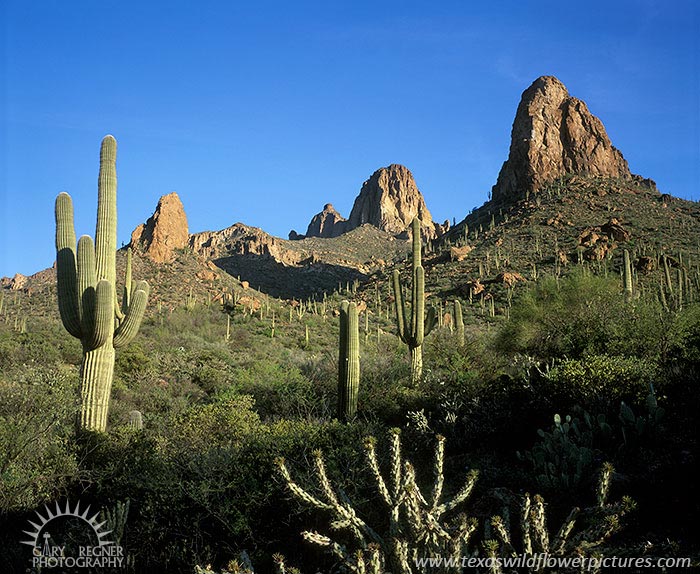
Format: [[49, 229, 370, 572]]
[[491, 76, 632, 204], [346, 164, 437, 238], [130, 192, 189, 263], [305, 203, 347, 238], [302, 164, 439, 239]]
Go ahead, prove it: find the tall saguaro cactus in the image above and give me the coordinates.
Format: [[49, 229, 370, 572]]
[[392, 218, 437, 384], [338, 301, 360, 421], [55, 135, 149, 432]]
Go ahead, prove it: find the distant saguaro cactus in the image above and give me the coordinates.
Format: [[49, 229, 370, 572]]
[[392, 218, 437, 384], [338, 301, 360, 421], [55, 135, 149, 432], [622, 249, 633, 300], [129, 410, 144, 431], [454, 299, 465, 347]]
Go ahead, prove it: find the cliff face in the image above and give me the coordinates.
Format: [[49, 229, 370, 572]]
[[130, 192, 189, 263], [491, 76, 632, 204]]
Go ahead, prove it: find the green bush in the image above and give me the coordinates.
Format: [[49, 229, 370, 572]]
[[497, 272, 667, 361], [224, 360, 321, 419], [539, 354, 657, 410], [0, 367, 78, 513]]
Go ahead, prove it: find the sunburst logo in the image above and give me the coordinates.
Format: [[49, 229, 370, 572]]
[[21, 500, 114, 549], [20, 500, 125, 569]]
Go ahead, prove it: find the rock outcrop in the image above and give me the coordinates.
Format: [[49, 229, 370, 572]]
[[189, 223, 303, 266], [305, 203, 347, 238], [346, 164, 437, 238], [304, 164, 439, 239], [1, 273, 28, 291], [130, 192, 189, 263], [491, 76, 632, 204]]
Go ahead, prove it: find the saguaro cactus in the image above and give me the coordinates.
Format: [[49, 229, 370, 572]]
[[622, 249, 633, 301], [338, 301, 360, 421], [392, 218, 437, 384], [454, 299, 465, 347], [55, 135, 149, 432]]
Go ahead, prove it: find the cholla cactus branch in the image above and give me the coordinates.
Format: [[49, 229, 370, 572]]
[[491, 515, 516, 558], [436, 469, 479, 518], [531, 495, 550, 553], [597, 462, 613, 508], [313, 450, 341, 507], [521, 493, 532, 556], [430, 435, 445, 511], [483, 539, 503, 574], [390, 428, 403, 501], [363, 438, 392, 507], [551, 506, 580, 554], [275, 457, 333, 511], [302, 531, 349, 564]]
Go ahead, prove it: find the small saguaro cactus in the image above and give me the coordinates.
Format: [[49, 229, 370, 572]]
[[129, 410, 144, 431], [454, 299, 465, 347], [392, 218, 437, 385], [338, 301, 360, 421], [622, 249, 633, 300], [55, 135, 149, 432]]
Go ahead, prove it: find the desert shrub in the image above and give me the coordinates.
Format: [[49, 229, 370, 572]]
[[225, 360, 321, 420], [115, 340, 153, 379], [0, 367, 78, 513], [497, 272, 666, 361], [665, 303, 700, 364], [172, 394, 262, 448], [537, 354, 657, 411], [75, 399, 376, 572], [190, 348, 237, 394]]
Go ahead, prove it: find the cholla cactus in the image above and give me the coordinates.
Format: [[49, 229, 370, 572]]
[[194, 553, 300, 574], [275, 429, 479, 573], [488, 463, 636, 573], [100, 499, 130, 545]]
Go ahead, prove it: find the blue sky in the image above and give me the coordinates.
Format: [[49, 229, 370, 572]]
[[2, 0, 699, 277]]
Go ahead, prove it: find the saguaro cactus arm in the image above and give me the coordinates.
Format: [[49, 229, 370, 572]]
[[392, 270, 407, 342], [114, 281, 149, 349], [55, 193, 82, 338]]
